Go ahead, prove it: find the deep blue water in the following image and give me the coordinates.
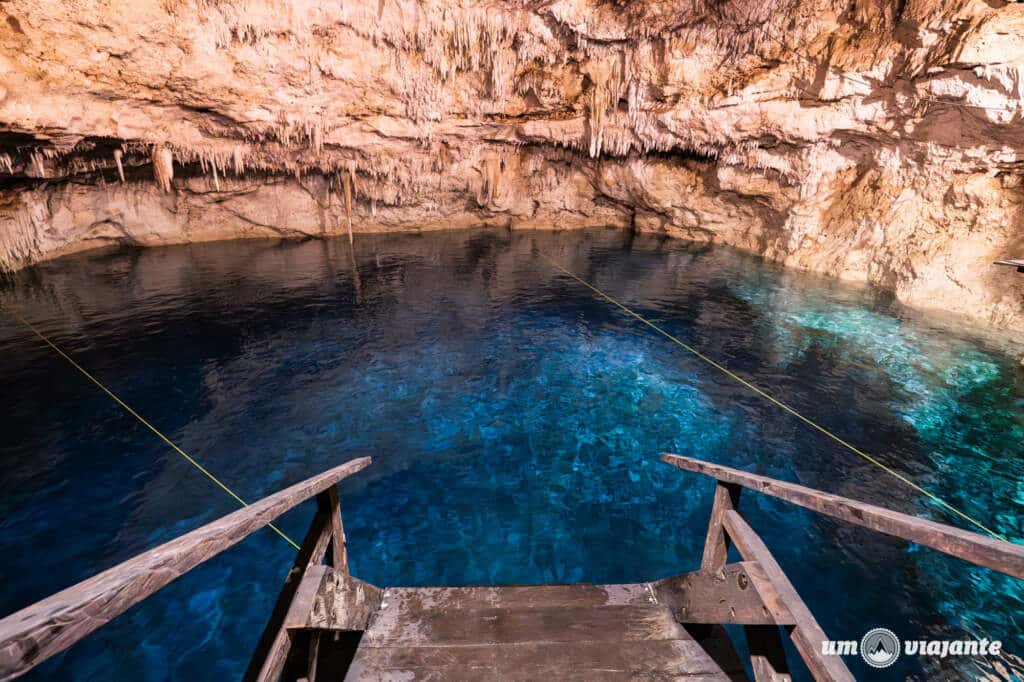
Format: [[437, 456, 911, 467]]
[[0, 228, 1022, 680]]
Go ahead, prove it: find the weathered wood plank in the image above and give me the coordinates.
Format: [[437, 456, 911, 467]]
[[378, 583, 656, 612], [742, 562, 794, 628], [702, 483, 741, 572], [307, 631, 320, 682], [245, 510, 333, 682], [722, 511, 853, 682], [653, 562, 794, 626], [745, 625, 791, 682], [257, 629, 292, 682], [307, 571, 382, 631], [346, 639, 732, 680], [0, 457, 371, 682], [662, 454, 1024, 580], [318, 486, 348, 575], [284, 566, 329, 630], [362, 604, 688, 647]]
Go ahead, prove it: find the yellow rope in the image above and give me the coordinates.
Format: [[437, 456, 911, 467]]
[[2, 305, 301, 551], [542, 255, 1008, 541]]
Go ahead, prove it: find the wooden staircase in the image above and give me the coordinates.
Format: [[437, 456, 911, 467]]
[[2, 454, 1022, 681]]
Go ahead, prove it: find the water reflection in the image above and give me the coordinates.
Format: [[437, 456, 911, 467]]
[[0, 228, 1021, 681]]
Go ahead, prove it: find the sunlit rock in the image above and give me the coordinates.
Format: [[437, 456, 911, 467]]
[[0, 0, 1021, 334]]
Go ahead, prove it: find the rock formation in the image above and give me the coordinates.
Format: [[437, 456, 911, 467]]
[[0, 0, 1022, 334]]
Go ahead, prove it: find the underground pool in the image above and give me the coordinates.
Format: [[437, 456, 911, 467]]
[[0, 228, 1021, 680]]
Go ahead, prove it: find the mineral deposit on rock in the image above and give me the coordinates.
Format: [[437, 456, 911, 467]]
[[0, 0, 1021, 333]]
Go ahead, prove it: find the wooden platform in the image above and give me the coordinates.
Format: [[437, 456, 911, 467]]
[[343, 583, 746, 680]]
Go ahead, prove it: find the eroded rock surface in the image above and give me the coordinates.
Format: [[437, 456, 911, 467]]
[[0, 0, 1022, 332]]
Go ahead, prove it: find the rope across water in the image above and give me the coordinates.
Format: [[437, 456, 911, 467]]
[[1, 304, 302, 550], [540, 253, 1008, 542]]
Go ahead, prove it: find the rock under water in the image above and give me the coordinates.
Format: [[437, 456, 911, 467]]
[[0, 0, 1022, 335]]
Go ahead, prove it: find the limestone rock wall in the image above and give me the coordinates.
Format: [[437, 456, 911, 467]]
[[0, 0, 1022, 333]]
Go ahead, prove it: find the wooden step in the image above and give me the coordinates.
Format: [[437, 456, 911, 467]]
[[344, 584, 743, 681], [374, 583, 658, 611], [364, 604, 687, 646], [347, 640, 733, 680]]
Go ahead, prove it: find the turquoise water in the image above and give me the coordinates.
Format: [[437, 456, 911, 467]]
[[0, 229, 1021, 680]]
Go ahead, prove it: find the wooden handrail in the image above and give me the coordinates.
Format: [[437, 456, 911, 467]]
[[723, 511, 854, 682], [0, 457, 372, 681], [662, 454, 1024, 580]]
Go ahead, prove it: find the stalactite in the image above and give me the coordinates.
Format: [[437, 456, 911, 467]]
[[582, 54, 628, 158], [30, 152, 46, 178], [311, 124, 323, 155], [434, 141, 451, 173], [478, 155, 503, 207], [152, 146, 174, 193], [344, 162, 355, 245], [113, 150, 125, 183], [0, 193, 46, 272]]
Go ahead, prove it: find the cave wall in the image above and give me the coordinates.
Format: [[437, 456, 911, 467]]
[[0, 0, 1022, 332]]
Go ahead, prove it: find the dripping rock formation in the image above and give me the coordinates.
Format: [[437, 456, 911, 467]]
[[0, 0, 1022, 333]]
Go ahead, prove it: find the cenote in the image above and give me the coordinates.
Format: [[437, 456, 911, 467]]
[[1, 228, 1022, 681]]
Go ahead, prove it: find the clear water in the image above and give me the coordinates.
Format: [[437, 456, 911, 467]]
[[0, 229, 1021, 681]]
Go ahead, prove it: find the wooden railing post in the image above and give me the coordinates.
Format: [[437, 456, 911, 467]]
[[702, 480, 793, 679], [246, 480, 371, 681], [243, 510, 333, 682], [702, 481, 741, 573], [317, 486, 349, 576], [306, 631, 321, 682]]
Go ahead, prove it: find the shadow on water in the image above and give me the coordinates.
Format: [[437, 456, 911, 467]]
[[0, 228, 1021, 681]]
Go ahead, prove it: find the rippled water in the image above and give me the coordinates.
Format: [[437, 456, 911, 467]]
[[0, 229, 1021, 681]]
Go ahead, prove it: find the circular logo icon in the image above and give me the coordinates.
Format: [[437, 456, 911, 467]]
[[861, 628, 900, 668]]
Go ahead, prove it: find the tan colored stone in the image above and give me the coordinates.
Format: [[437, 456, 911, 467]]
[[0, 0, 1020, 337]]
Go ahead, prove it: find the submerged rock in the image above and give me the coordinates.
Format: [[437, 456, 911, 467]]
[[0, 0, 1021, 333]]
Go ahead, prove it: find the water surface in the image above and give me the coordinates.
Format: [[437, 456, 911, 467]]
[[0, 229, 1021, 680]]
